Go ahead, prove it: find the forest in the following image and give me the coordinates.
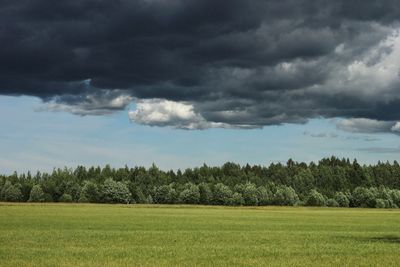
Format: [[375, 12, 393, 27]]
[[1, 157, 400, 208]]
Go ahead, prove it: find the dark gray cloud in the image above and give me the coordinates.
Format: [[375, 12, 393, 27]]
[[1, 0, 400, 129]]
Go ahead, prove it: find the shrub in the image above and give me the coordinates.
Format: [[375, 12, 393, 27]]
[[390, 189, 400, 207], [213, 183, 233, 205], [66, 183, 81, 202], [43, 193, 54, 202], [257, 186, 272, 206], [153, 184, 177, 204], [377, 186, 391, 201], [101, 178, 132, 204], [80, 181, 100, 203], [198, 183, 212, 205], [179, 184, 200, 204], [375, 187, 399, 208], [59, 193, 73, 203], [274, 186, 299, 206], [375, 199, 386, 208], [1, 181, 22, 202], [334, 192, 350, 207], [352, 187, 377, 208], [28, 185, 45, 202], [78, 195, 89, 203], [385, 199, 396, 208], [128, 184, 147, 204], [230, 192, 244, 206], [146, 195, 153, 204], [306, 189, 326, 207], [326, 198, 339, 207], [234, 183, 258, 206], [20, 183, 33, 202]]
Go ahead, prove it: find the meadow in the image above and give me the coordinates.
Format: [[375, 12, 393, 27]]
[[0, 204, 399, 266]]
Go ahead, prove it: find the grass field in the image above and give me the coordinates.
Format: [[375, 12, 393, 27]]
[[0, 204, 399, 266]]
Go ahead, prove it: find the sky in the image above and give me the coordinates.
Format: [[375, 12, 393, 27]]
[[1, 1, 400, 174]]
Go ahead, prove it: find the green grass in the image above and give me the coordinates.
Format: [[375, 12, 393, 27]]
[[0, 204, 399, 266]]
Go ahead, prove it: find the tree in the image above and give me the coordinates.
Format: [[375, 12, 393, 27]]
[[306, 189, 325, 206], [101, 178, 131, 204], [274, 185, 299, 206], [292, 169, 315, 199], [1, 181, 22, 202], [28, 185, 45, 202], [1, 157, 400, 208]]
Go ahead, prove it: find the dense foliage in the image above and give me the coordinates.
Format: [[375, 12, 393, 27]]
[[1, 157, 400, 208]]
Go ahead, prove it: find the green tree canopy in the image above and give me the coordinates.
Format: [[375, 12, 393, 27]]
[[28, 185, 45, 202], [101, 178, 131, 204]]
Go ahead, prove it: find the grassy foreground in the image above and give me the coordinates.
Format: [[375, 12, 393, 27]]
[[0, 204, 399, 267]]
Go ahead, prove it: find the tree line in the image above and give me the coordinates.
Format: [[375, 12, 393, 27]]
[[1, 157, 400, 208]]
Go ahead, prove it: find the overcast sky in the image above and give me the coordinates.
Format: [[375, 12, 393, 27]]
[[1, 1, 400, 173]]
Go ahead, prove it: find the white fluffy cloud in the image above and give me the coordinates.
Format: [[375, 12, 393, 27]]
[[39, 94, 133, 116], [129, 99, 228, 130], [391, 122, 400, 132]]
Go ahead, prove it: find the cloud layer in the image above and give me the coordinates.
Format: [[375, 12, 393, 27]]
[[2, 0, 400, 130]]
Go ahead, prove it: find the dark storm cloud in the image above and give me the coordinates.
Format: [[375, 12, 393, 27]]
[[1, 0, 400, 129]]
